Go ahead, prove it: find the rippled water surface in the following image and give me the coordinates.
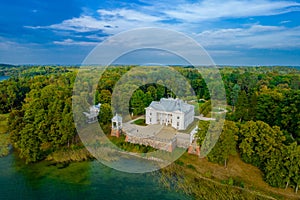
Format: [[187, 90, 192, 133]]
[[0, 153, 190, 200]]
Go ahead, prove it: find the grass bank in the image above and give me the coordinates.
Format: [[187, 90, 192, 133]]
[[160, 153, 300, 200], [46, 146, 94, 163], [0, 113, 9, 134], [0, 114, 10, 157]]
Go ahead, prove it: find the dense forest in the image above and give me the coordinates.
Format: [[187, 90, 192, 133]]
[[0, 65, 299, 193]]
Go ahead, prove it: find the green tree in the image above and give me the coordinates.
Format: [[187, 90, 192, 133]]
[[99, 103, 113, 125], [147, 85, 157, 100], [264, 142, 300, 193], [98, 89, 112, 104], [230, 84, 240, 112], [248, 92, 257, 120], [238, 121, 286, 168], [207, 121, 239, 167], [130, 89, 145, 115], [234, 90, 248, 122]]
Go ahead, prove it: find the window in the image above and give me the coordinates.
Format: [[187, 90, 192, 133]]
[[177, 116, 180, 119], [150, 118, 152, 123], [177, 122, 179, 126], [150, 112, 152, 116]]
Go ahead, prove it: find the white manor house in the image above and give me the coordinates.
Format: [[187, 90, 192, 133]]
[[145, 98, 195, 130]]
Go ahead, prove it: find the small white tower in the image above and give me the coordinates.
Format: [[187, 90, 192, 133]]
[[111, 114, 122, 137]]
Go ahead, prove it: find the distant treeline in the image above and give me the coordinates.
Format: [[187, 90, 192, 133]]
[[0, 64, 78, 76]]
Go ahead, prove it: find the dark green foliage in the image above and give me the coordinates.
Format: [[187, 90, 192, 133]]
[[96, 89, 111, 104], [238, 121, 300, 192], [0, 65, 70, 77], [222, 67, 300, 144], [234, 90, 248, 122], [8, 72, 77, 163], [230, 84, 240, 111], [128, 83, 174, 116], [255, 89, 300, 143], [198, 120, 238, 167], [99, 103, 113, 124], [130, 89, 146, 115], [248, 92, 257, 120], [207, 121, 238, 167], [238, 121, 286, 168], [0, 78, 30, 113], [175, 160, 184, 166], [264, 143, 300, 189], [186, 164, 196, 170]]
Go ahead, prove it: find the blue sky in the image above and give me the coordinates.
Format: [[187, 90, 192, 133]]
[[0, 0, 300, 65]]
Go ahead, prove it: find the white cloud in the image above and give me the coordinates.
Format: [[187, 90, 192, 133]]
[[163, 0, 300, 21], [24, 0, 300, 50], [53, 38, 99, 46], [25, 0, 300, 34], [48, 16, 108, 33], [196, 25, 300, 49], [97, 9, 162, 22], [25, 8, 165, 35], [25, 15, 113, 33], [280, 20, 291, 24]]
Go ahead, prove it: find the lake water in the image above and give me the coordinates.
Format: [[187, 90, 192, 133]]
[[0, 153, 190, 200], [0, 76, 9, 81]]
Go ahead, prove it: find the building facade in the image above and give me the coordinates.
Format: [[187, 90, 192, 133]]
[[83, 103, 101, 123], [145, 98, 194, 130]]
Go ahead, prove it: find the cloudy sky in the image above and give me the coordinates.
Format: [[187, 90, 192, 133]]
[[0, 0, 300, 65]]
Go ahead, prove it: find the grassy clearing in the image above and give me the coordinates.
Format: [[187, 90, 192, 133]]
[[132, 118, 147, 126], [160, 153, 299, 199]]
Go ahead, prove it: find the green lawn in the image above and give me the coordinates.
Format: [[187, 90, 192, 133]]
[[132, 118, 147, 126]]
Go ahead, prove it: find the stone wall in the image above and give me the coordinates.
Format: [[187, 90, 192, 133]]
[[125, 135, 177, 152], [176, 133, 190, 148]]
